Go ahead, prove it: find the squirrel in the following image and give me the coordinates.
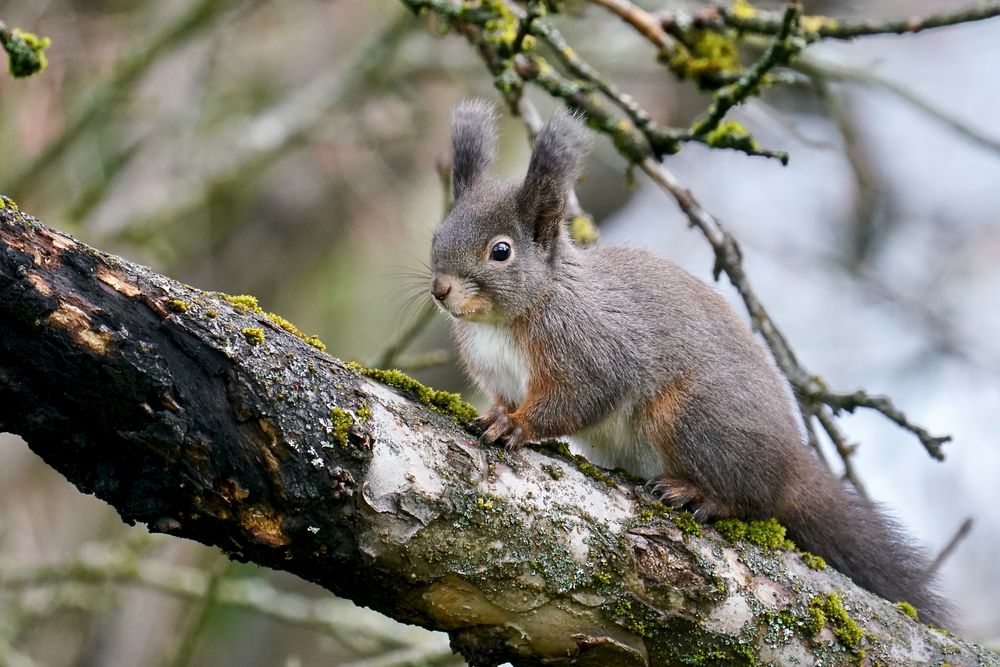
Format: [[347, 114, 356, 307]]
[[429, 99, 950, 627]]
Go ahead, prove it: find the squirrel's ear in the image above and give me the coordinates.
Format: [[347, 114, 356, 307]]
[[451, 99, 498, 201], [518, 107, 589, 247]]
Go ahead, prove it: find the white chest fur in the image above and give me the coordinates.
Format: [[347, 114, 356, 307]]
[[455, 322, 530, 406]]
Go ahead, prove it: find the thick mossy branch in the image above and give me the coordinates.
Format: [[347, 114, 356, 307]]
[[0, 206, 992, 666]]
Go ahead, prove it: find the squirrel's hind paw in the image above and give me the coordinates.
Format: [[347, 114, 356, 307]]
[[649, 477, 730, 522]]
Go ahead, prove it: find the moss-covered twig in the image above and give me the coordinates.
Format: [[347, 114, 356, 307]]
[[0, 19, 50, 78], [687, 1, 802, 164], [712, 0, 1000, 42]]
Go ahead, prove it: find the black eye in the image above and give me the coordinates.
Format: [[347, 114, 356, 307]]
[[490, 241, 511, 262]]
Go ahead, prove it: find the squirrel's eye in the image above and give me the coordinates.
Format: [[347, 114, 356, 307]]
[[490, 241, 511, 262]]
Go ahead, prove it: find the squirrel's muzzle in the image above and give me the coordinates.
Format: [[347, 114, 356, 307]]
[[431, 277, 452, 302]]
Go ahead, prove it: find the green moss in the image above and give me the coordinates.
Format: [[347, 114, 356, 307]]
[[265, 311, 327, 351], [3, 28, 51, 78], [576, 457, 616, 487], [356, 404, 373, 423], [809, 593, 865, 655], [804, 602, 826, 636], [541, 463, 564, 480], [731, 0, 757, 20], [679, 643, 757, 666], [533, 439, 616, 486], [666, 29, 741, 90], [222, 293, 264, 314], [612, 598, 653, 639], [218, 293, 326, 351], [302, 336, 326, 351], [800, 552, 827, 570], [205, 308, 219, 318], [592, 570, 612, 585], [537, 438, 573, 458], [346, 362, 478, 423], [704, 120, 760, 152], [895, 601, 918, 620], [714, 517, 795, 550], [569, 214, 599, 245], [673, 510, 703, 537], [330, 407, 354, 446], [242, 327, 265, 346], [0, 195, 18, 210], [458, 0, 530, 55], [168, 299, 190, 313]]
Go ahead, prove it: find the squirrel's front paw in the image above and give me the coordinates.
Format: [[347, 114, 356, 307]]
[[479, 406, 527, 451], [471, 404, 507, 435]]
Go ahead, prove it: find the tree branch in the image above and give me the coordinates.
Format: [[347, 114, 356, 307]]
[[710, 0, 1000, 42], [0, 205, 992, 665]]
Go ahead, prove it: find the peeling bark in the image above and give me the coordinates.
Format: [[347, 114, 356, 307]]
[[0, 205, 994, 666]]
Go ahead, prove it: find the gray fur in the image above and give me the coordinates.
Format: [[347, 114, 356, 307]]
[[451, 99, 498, 201], [430, 102, 951, 627], [518, 107, 590, 246]]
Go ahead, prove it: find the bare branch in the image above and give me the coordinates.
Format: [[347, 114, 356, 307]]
[[588, 0, 671, 49], [928, 518, 974, 579], [809, 388, 952, 461]]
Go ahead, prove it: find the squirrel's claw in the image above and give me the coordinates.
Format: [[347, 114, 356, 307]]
[[503, 427, 525, 452], [476, 405, 506, 440], [649, 477, 729, 522], [477, 405, 526, 451]]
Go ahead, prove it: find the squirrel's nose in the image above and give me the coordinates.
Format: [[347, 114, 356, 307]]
[[431, 278, 452, 302]]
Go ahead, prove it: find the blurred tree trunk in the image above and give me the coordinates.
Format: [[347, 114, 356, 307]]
[[0, 205, 992, 666]]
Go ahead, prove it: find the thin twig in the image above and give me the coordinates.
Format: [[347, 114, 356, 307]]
[[814, 408, 869, 498], [690, 1, 802, 144], [927, 517, 973, 578], [712, 1, 1000, 42], [588, 0, 671, 49], [809, 388, 951, 461], [529, 20, 667, 153]]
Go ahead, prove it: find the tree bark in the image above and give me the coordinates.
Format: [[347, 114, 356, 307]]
[[0, 203, 993, 666]]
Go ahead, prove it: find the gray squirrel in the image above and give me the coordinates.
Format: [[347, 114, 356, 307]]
[[429, 99, 949, 626]]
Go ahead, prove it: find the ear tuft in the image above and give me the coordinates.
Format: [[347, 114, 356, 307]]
[[451, 99, 499, 201], [518, 107, 590, 246]]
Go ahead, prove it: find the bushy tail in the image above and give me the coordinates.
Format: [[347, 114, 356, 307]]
[[780, 476, 951, 628]]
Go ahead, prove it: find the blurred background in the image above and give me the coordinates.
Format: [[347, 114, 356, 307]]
[[1, 0, 997, 665]]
